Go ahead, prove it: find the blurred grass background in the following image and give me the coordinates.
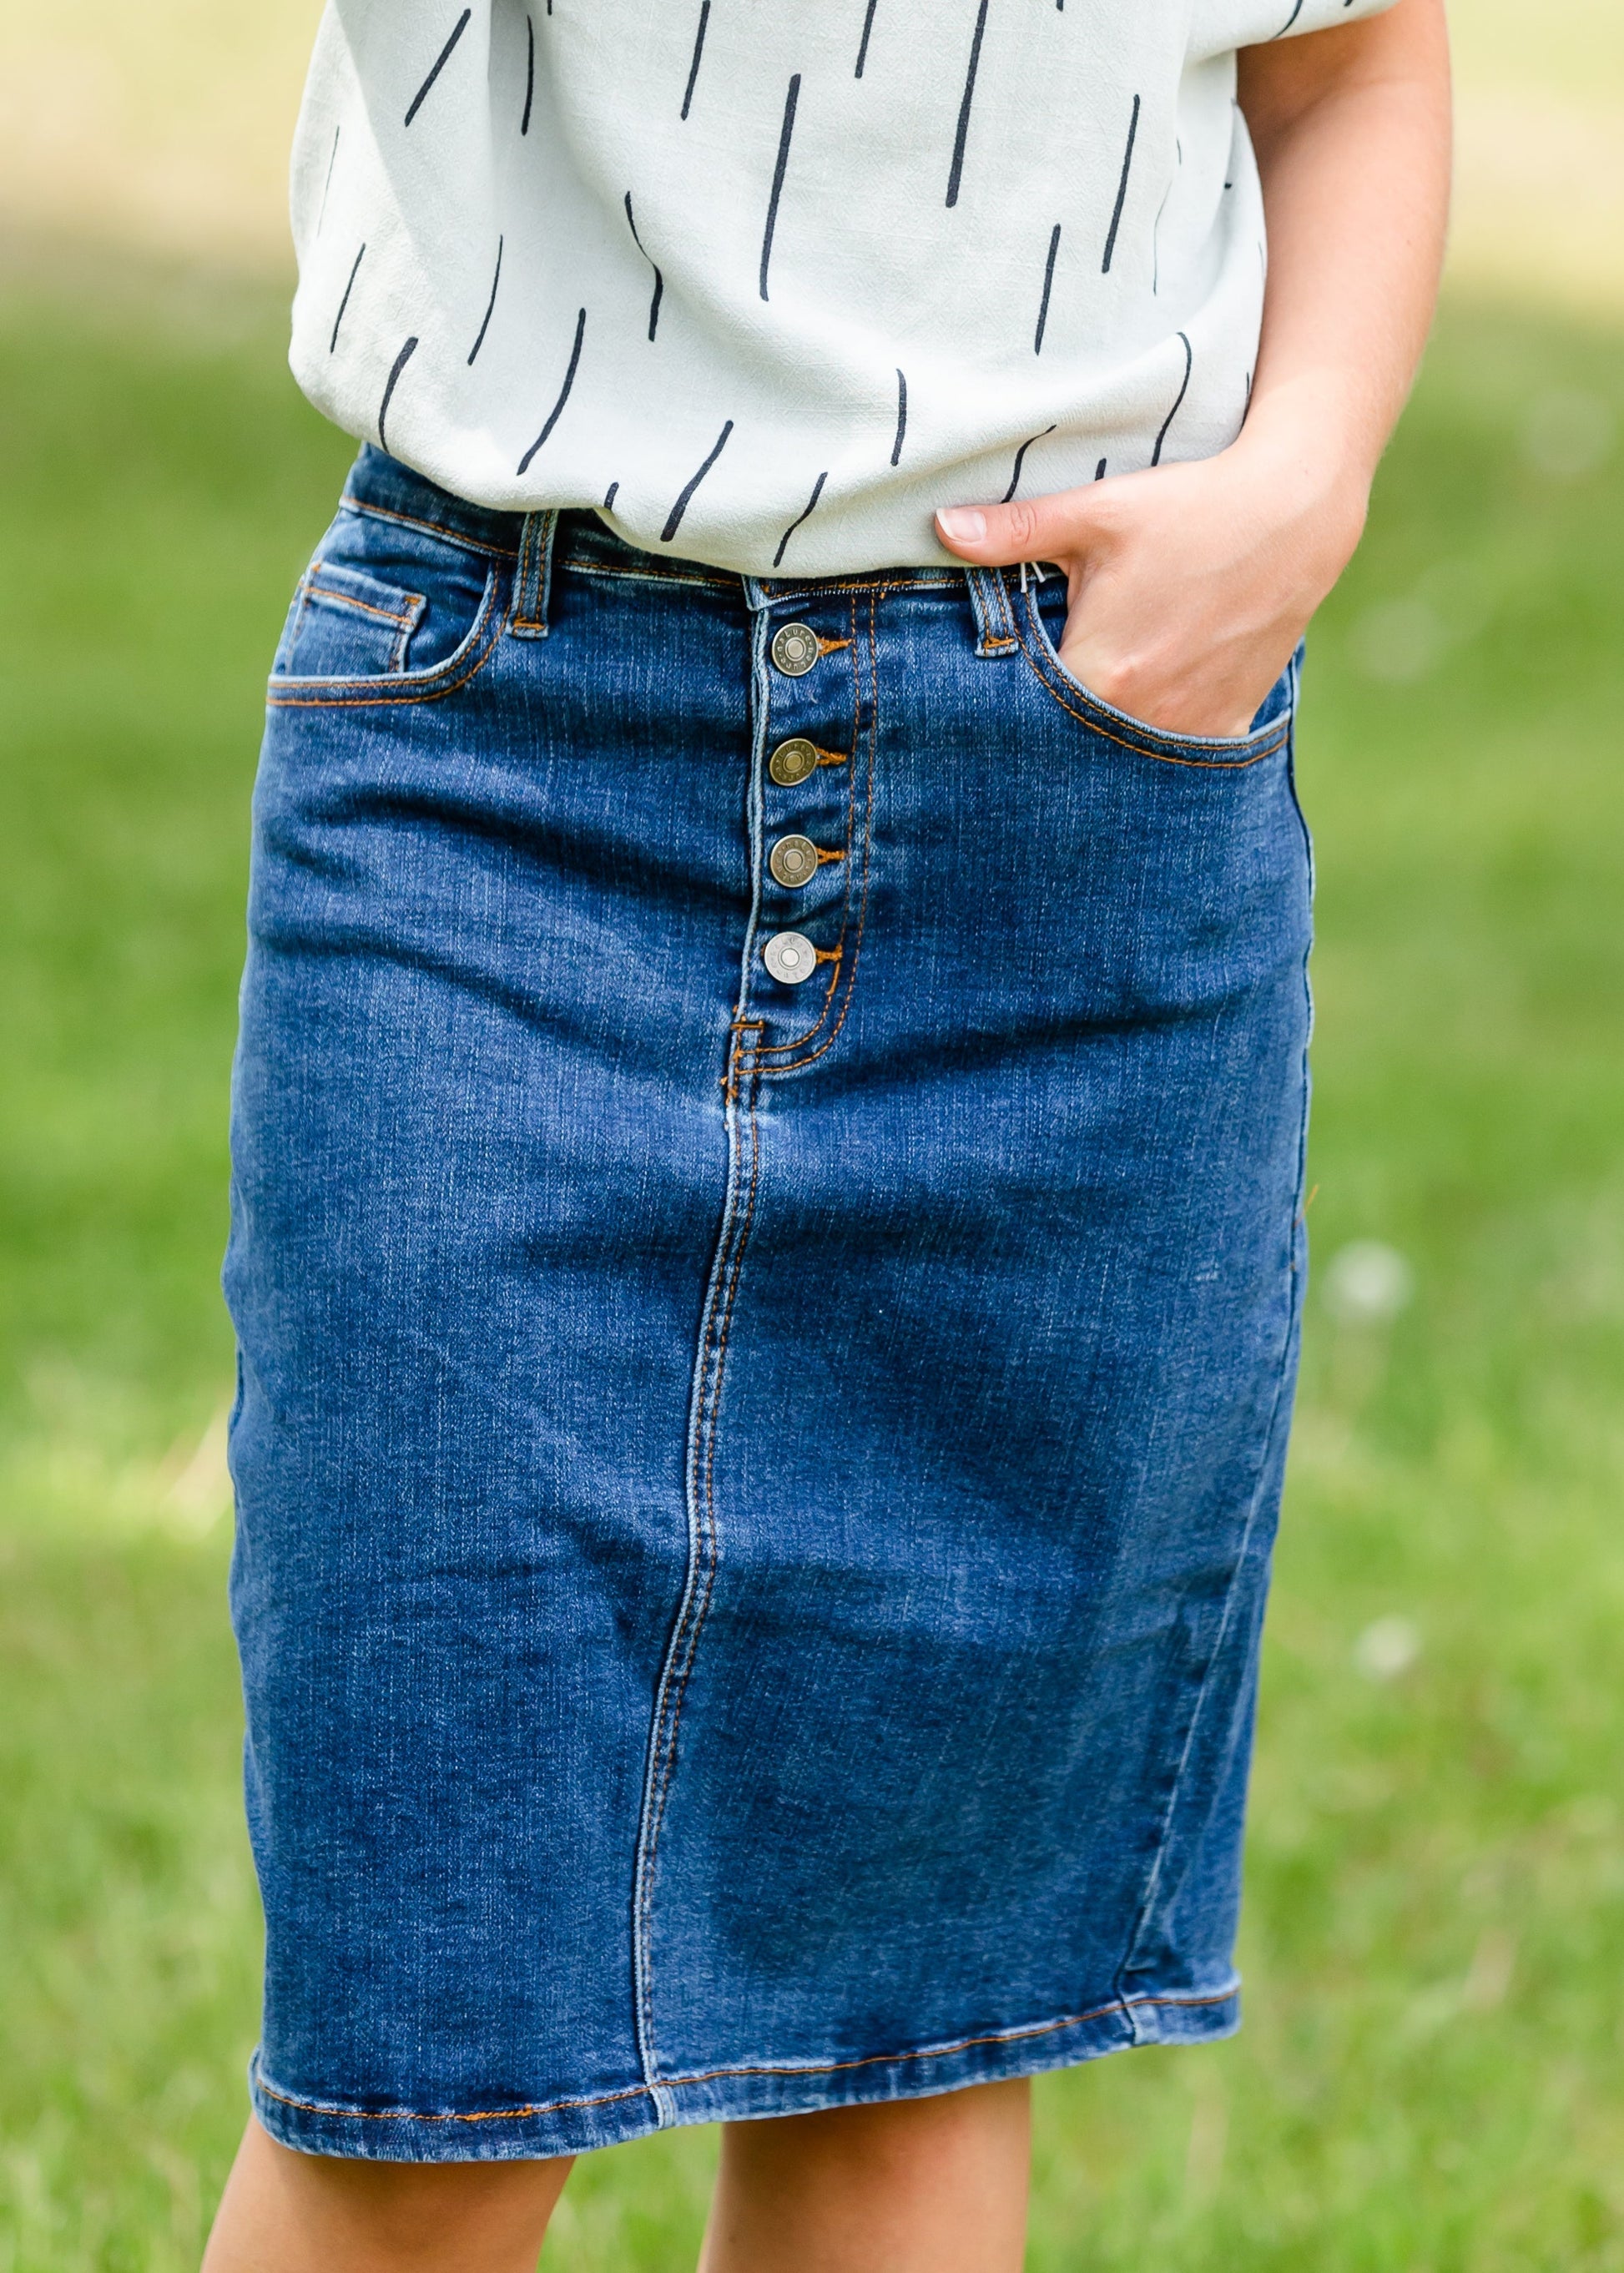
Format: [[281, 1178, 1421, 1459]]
[[2, 3, 1622, 2268]]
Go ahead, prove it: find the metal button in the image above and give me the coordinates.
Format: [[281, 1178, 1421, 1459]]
[[769, 834, 820, 889], [764, 931, 818, 985], [771, 622, 820, 676], [769, 737, 820, 787]]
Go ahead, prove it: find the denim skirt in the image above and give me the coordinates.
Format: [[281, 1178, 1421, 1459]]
[[225, 445, 1313, 2162]]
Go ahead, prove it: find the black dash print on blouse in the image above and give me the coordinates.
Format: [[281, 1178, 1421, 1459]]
[[468, 237, 503, 365], [1102, 93, 1140, 272], [517, 307, 587, 475], [405, 8, 472, 128], [330, 243, 366, 353], [1002, 426, 1056, 503], [855, 0, 879, 77], [1273, 0, 1307, 30], [759, 74, 801, 302], [1152, 331, 1193, 466], [946, 0, 989, 209], [604, 481, 620, 511], [891, 369, 909, 466], [774, 471, 829, 567], [316, 127, 340, 236], [1034, 224, 1061, 353], [377, 336, 418, 453], [681, 0, 710, 120], [662, 420, 734, 543], [522, 18, 535, 134], [624, 194, 664, 340], [1095, 456, 1107, 479]]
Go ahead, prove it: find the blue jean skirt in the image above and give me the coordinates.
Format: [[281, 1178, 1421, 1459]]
[[224, 445, 1313, 2162]]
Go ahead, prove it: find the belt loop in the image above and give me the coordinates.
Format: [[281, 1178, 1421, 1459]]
[[964, 566, 1018, 659], [512, 509, 559, 638]]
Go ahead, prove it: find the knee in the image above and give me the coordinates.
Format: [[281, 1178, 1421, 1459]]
[[229, 2124, 572, 2270], [727, 2076, 1031, 2184], [323, 2153, 570, 2250], [314, 2155, 556, 2238]]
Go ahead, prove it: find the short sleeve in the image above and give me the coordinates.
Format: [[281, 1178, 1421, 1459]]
[[1190, 0, 1402, 58]]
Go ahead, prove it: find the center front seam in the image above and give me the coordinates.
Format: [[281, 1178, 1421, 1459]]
[[630, 1012, 764, 2116]]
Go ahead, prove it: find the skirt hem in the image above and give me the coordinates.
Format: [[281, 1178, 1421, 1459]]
[[248, 1983, 1240, 2163]]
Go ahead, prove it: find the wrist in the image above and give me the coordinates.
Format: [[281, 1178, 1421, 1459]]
[[1227, 378, 1377, 568]]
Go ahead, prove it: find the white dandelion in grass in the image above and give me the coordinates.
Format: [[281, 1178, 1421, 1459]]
[[1523, 388, 1615, 481], [1350, 597, 1446, 684], [1323, 1240, 1415, 1325], [1354, 1615, 1422, 1682]]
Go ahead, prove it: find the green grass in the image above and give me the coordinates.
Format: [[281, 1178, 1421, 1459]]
[[2, 267, 1622, 2270]]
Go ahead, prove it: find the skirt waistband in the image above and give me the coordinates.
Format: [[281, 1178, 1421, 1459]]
[[340, 443, 1047, 631]]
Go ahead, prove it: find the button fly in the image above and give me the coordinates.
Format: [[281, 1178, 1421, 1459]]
[[769, 834, 820, 889], [771, 622, 820, 677], [769, 738, 820, 787], [763, 931, 817, 985]]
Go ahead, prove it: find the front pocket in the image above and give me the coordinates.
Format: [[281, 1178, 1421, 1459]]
[[267, 501, 507, 708], [274, 562, 426, 680], [267, 495, 505, 699], [1018, 582, 1293, 769]]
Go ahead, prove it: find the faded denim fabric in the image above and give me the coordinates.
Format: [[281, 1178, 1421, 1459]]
[[225, 445, 1312, 2164]]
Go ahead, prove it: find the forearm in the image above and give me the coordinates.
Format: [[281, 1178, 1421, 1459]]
[[936, 0, 1453, 737], [1237, 0, 1453, 530]]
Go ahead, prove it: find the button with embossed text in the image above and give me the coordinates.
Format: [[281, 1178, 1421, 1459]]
[[770, 622, 820, 676], [763, 931, 818, 985], [769, 737, 820, 786], [769, 834, 820, 888]]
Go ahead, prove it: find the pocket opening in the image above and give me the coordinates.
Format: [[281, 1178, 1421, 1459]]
[[1020, 584, 1292, 766], [270, 497, 504, 702]]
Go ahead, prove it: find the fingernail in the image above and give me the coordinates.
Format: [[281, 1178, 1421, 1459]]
[[936, 507, 986, 545]]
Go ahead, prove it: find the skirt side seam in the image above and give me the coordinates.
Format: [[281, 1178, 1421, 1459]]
[[1113, 1018, 1313, 2007]]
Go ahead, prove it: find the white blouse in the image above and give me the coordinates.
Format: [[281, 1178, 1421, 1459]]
[[289, 0, 1396, 573]]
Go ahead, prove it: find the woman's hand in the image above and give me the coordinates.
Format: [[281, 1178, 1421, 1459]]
[[937, 0, 1450, 740], [936, 423, 1366, 738]]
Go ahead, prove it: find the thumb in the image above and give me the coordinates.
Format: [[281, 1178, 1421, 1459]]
[[936, 486, 1100, 567]]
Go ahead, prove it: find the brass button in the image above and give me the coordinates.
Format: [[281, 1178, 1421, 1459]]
[[771, 622, 820, 676], [769, 834, 820, 889], [769, 737, 820, 787], [763, 931, 817, 985]]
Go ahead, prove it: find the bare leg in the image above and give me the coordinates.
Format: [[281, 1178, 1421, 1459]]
[[199, 2118, 571, 2273], [697, 2078, 1031, 2273]]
